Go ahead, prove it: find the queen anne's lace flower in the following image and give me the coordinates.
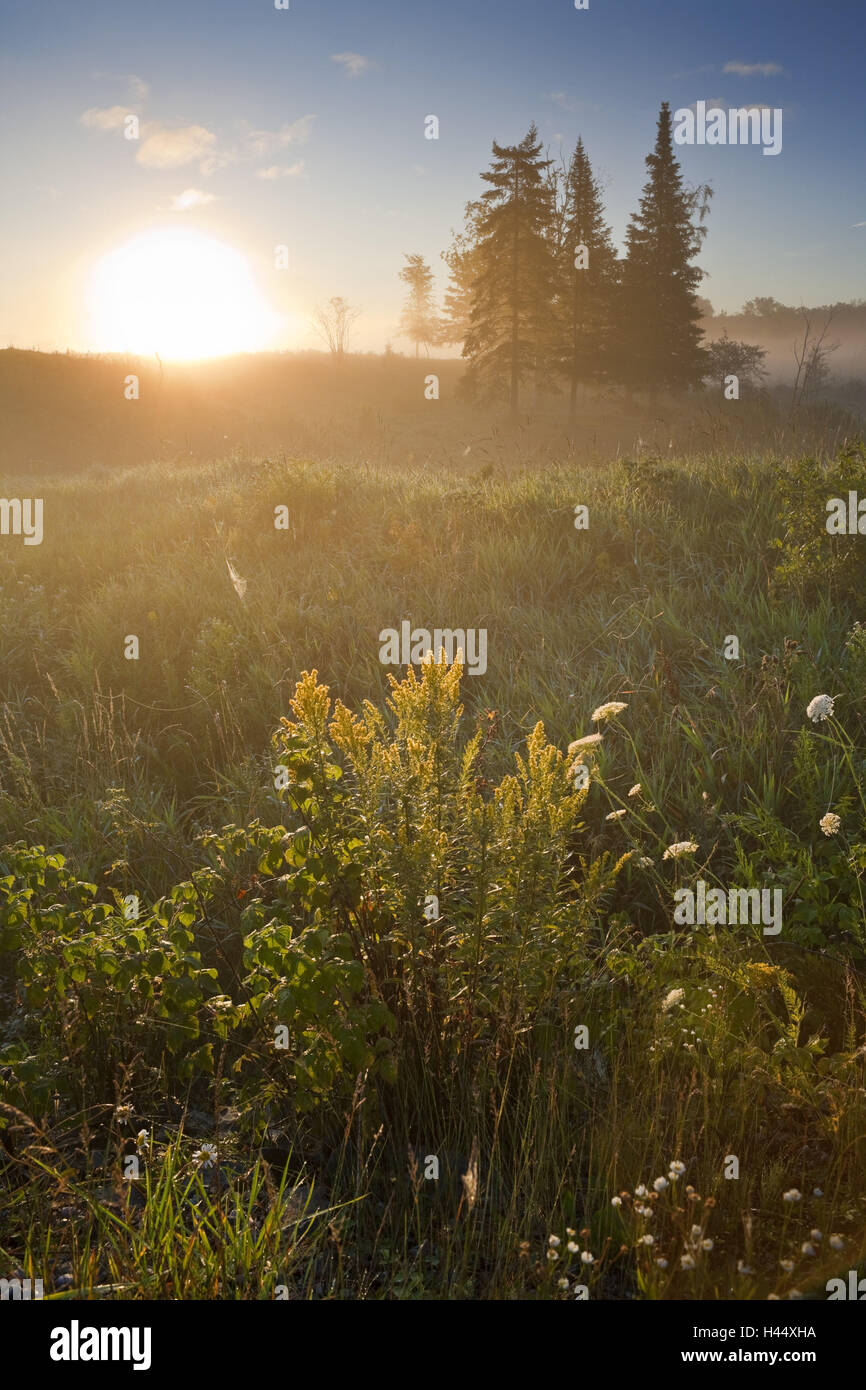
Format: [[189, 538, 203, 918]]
[[591, 701, 628, 723], [568, 733, 603, 754], [663, 841, 698, 860], [806, 694, 835, 723]]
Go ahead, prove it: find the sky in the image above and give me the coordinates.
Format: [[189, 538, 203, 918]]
[[1, 0, 864, 356]]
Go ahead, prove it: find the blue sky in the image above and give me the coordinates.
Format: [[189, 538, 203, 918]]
[[1, 0, 864, 353]]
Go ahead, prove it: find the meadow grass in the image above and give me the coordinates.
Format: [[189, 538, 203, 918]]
[[1, 432, 866, 1299]]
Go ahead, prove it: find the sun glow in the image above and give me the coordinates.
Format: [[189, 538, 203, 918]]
[[88, 228, 282, 359]]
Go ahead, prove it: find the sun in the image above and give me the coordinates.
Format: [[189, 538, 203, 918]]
[[88, 228, 282, 359]]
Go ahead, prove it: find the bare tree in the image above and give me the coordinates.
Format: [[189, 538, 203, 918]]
[[789, 309, 838, 418], [311, 296, 361, 359]]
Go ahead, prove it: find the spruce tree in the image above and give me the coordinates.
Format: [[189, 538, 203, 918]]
[[439, 199, 485, 349], [397, 254, 440, 356], [618, 101, 710, 393], [556, 137, 619, 414], [462, 125, 555, 411]]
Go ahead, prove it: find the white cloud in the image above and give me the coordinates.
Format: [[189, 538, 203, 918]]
[[853, 221, 866, 228], [136, 124, 217, 169], [331, 52, 376, 78], [255, 161, 305, 179], [723, 61, 784, 77], [169, 187, 216, 210], [246, 114, 315, 158], [545, 90, 579, 113], [80, 105, 131, 131]]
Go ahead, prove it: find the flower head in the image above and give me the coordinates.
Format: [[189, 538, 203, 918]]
[[668, 1160, 686, 1177], [807, 694, 835, 723], [606, 809, 627, 821], [568, 733, 603, 755], [591, 701, 628, 723], [663, 841, 698, 860], [653, 1176, 669, 1192], [819, 812, 841, 837], [192, 1142, 218, 1170], [661, 988, 684, 1013], [782, 1188, 802, 1204]]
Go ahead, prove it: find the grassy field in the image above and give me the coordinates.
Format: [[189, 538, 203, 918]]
[[2, 401, 866, 1299]]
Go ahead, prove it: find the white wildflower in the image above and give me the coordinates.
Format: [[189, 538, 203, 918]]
[[806, 694, 834, 723], [568, 733, 603, 754], [591, 701, 628, 723], [663, 840, 698, 860]]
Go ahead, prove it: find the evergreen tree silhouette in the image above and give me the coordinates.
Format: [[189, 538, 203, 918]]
[[556, 137, 619, 415], [463, 124, 555, 411], [618, 101, 710, 394]]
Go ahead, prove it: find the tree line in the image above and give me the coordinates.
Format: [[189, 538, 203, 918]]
[[399, 101, 719, 412]]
